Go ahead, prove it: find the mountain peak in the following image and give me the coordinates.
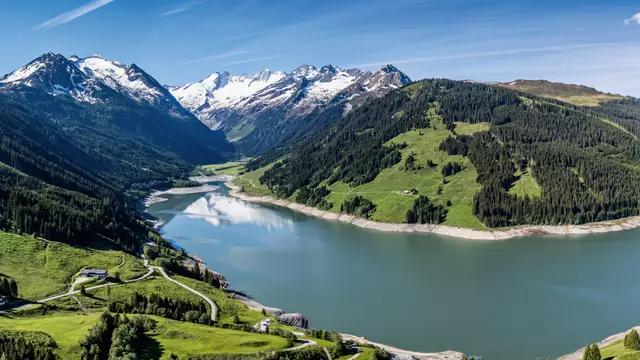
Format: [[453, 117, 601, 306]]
[[379, 64, 400, 73], [292, 65, 319, 78]]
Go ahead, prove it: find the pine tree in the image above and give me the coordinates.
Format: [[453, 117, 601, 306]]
[[583, 344, 592, 360], [592, 344, 601, 360], [625, 329, 640, 350], [583, 344, 602, 360], [80, 284, 87, 296]]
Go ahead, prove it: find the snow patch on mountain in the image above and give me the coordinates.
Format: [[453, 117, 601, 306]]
[[169, 70, 286, 112], [73, 54, 166, 105]]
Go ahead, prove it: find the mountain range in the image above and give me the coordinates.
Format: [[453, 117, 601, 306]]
[[0, 53, 232, 177], [168, 64, 412, 154], [0, 52, 412, 158]]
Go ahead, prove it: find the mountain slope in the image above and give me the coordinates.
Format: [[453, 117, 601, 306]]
[[494, 79, 623, 106], [246, 79, 640, 229], [170, 64, 411, 155], [0, 52, 232, 166], [0, 98, 152, 250]]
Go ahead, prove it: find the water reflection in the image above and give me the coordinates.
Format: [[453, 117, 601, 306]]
[[183, 194, 293, 229]]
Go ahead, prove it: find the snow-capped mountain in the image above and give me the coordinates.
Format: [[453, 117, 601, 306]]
[[0, 52, 104, 103], [169, 63, 412, 153], [168, 69, 286, 129], [0, 52, 232, 164], [73, 54, 193, 119], [0, 52, 194, 119]]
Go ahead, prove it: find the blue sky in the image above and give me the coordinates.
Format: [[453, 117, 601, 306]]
[[1, 0, 640, 95]]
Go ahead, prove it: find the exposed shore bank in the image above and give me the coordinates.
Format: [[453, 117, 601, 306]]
[[559, 326, 640, 360], [225, 182, 640, 240]]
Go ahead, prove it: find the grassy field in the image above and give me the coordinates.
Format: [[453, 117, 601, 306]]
[[232, 162, 275, 197], [58, 273, 206, 310], [203, 161, 249, 176], [509, 168, 542, 199], [174, 275, 266, 325], [56, 272, 267, 326], [497, 80, 623, 107], [0, 232, 147, 300], [600, 339, 640, 359], [0, 313, 100, 359], [149, 316, 290, 359], [0, 313, 290, 360], [324, 112, 488, 229]]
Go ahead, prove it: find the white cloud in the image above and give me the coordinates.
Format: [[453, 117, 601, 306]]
[[186, 50, 252, 64], [33, 0, 116, 31], [358, 42, 628, 68], [625, 13, 640, 25]]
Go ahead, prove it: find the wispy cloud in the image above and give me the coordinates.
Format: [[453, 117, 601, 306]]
[[358, 42, 627, 67], [159, 1, 203, 17], [221, 56, 278, 66], [186, 50, 253, 64], [625, 13, 640, 25], [160, 7, 189, 17], [33, 0, 116, 31]]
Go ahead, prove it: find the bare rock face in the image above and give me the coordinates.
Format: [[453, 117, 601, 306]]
[[278, 313, 309, 329]]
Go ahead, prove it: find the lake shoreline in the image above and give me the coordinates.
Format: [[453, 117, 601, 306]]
[[143, 182, 467, 360], [225, 182, 640, 240]]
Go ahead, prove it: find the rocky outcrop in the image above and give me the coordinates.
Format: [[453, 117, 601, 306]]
[[278, 313, 309, 329]]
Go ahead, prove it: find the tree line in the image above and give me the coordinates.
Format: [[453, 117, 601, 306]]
[[0, 330, 57, 360], [107, 293, 212, 326], [80, 312, 156, 360]]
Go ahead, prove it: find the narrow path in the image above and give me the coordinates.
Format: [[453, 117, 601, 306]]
[[346, 352, 361, 360], [71, 296, 88, 314], [150, 266, 217, 321], [322, 347, 333, 360], [0, 257, 221, 322]]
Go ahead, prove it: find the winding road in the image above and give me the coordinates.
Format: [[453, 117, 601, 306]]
[[1, 258, 218, 321]]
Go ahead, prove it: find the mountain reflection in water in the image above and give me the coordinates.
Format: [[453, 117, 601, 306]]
[[183, 194, 294, 229]]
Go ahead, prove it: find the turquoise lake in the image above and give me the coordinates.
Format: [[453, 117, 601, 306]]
[[146, 184, 640, 360]]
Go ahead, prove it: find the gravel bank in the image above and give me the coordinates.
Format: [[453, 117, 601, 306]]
[[225, 182, 640, 240]]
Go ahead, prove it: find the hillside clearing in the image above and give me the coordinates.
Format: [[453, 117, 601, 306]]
[[325, 113, 487, 229], [0, 313, 290, 360], [509, 169, 542, 199], [0, 232, 147, 300]]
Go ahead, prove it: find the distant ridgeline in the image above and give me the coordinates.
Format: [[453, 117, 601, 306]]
[[250, 79, 640, 228]]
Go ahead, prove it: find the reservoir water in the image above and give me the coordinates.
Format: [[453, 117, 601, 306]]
[[146, 184, 640, 360]]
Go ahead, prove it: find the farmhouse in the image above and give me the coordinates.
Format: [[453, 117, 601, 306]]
[[80, 269, 108, 279]]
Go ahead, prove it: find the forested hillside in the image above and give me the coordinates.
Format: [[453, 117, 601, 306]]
[[0, 98, 184, 251], [248, 79, 640, 228]]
